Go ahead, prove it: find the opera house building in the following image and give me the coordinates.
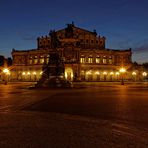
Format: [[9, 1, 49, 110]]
[[11, 23, 142, 82]]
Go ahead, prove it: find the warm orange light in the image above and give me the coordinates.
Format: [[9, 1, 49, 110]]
[[115, 72, 120, 75], [132, 71, 136, 76], [95, 71, 100, 75], [33, 72, 37, 75], [3, 68, 9, 73], [65, 72, 67, 79], [119, 68, 126, 73], [22, 72, 26, 75], [142, 72, 147, 77], [86, 70, 92, 75], [103, 71, 107, 75], [110, 72, 114, 75]]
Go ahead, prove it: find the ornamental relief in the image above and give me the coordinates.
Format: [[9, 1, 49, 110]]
[[14, 56, 26, 64], [63, 47, 77, 62]]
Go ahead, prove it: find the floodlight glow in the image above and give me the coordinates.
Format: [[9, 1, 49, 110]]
[[22, 72, 26, 75], [115, 72, 119, 75], [110, 72, 114, 75], [119, 68, 126, 73], [103, 71, 107, 75], [95, 71, 100, 75], [33, 72, 36, 75], [132, 71, 137, 76], [3, 68, 9, 73], [142, 72, 147, 77]]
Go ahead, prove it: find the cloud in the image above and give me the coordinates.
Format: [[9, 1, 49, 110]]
[[133, 43, 148, 54], [116, 39, 132, 49], [17, 31, 36, 41], [22, 35, 36, 41]]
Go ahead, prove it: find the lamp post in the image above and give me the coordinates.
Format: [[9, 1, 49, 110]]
[[142, 72, 147, 81], [3, 68, 10, 85], [132, 71, 137, 81], [119, 67, 126, 85]]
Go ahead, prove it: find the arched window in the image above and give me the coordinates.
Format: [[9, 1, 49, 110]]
[[46, 54, 50, 63], [29, 56, 33, 64], [34, 56, 38, 64], [80, 55, 85, 63], [88, 56, 93, 63], [40, 55, 44, 64], [103, 56, 107, 64], [96, 56, 100, 63], [109, 56, 113, 64]]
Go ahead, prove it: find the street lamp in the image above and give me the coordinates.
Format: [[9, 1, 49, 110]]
[[119, 67, 126, 85], [142, 72, 147, 77], [3, 68, 10, 85], [132, 71, 137, 81], [142, 72, 147, 81]]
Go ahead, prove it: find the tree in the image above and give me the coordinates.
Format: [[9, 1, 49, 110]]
[[0, 55, 4, 66], [143, 62, 148, 70]]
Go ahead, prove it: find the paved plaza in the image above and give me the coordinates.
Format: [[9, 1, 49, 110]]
[[0, 82, 148, 147]]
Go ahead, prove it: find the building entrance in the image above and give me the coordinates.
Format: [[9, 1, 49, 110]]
[[65, 67, 73, 81]]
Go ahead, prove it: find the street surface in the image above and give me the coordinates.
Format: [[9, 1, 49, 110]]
[[0, 82, 148, 147]]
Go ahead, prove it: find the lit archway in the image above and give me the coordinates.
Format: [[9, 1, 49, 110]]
[[65, 67, 73, 81]]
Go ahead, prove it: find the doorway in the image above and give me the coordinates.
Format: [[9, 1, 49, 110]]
[[65, 67, 73, 81]]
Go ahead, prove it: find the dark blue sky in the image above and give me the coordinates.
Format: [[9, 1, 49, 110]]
[[0, 0, 148, 63]]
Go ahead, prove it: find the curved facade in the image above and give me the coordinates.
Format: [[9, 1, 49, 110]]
[[11, 23, 133, 81]]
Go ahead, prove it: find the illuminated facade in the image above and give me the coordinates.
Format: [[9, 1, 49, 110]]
[[11, 23, 135, 81]]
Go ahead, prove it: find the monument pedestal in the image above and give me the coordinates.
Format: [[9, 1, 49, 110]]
[[35, 76, 72, 88], [35, 52, 72, 88]]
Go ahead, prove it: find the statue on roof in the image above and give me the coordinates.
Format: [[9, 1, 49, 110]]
[[49, 30, 61, 49], [93, 29, 97, 36], [65, 23, 74, 38]]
